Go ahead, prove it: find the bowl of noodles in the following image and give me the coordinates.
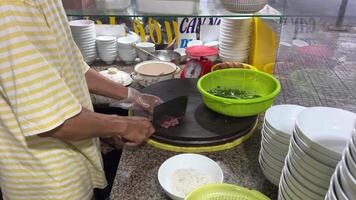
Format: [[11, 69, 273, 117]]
[[158, 154, 224, 200]]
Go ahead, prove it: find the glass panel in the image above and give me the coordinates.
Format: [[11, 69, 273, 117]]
[[64, 0, 284, 18]]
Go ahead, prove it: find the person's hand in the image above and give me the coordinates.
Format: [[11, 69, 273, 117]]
[[114, 116, 155, 146], [110, 88, 163, 115], [128, 88, 163, 114]]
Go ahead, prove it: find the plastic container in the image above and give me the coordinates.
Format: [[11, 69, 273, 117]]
[[197, 69, 281, 117], [185, 183, 269, 200]]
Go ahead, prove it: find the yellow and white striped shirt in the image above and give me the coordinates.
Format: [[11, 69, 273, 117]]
[[0, 0, 106, 199]]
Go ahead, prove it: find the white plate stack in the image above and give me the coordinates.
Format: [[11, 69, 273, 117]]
[[326, 125, 356, 200], [117, 36, 138, 64], [259, 105, 306, 186], [96, 36, 117, 65], [218, 17, 252, 62], [279, 107, 356, 200], [69, 20, 97, 64]]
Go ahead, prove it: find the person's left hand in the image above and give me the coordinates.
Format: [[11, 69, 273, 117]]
[[128, 88, 163, 114], [111, 88, 163, 114]]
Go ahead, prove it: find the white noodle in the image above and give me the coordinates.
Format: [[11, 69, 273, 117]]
[[171, 168, 210, 197]]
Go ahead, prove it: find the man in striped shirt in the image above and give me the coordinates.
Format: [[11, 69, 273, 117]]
[[0, 0, 161, 199]]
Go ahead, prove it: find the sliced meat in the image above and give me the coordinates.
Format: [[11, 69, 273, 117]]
[[160, 117, 180, 129]]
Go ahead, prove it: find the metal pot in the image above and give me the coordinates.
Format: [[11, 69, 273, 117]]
[[131, 60, 180, 87], [149, 50, 181, 65]]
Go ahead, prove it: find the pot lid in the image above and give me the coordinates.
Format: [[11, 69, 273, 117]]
[[186, 45, 218, 57]]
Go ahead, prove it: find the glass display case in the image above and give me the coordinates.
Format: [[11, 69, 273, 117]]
[[64, 0, 286, 73]]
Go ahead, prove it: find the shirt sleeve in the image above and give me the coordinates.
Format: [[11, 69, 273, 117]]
[[0, 3, 82, 137]]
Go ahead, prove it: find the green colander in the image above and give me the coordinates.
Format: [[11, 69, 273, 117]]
[[197, 69, 281, 117], [185, 183, 270, 200]]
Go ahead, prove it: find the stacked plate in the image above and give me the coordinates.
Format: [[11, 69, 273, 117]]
[[96, 36, 117, 64], [279, 107, 356, 200], [218, 17, 252, 62], [117, 36, 137, 64], [326, 125, 356, 200], [69, 20, 97, 64], [259, 105, 306, 186]]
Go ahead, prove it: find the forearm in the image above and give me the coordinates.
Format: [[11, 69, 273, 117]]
[[85, 68, 128, 100], [40, 108, 127, 141]]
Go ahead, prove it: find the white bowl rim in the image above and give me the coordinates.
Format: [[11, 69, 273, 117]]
[[265, 104, 306, 136], [134, 60, 177, 77], [69, 20, 95, 27]]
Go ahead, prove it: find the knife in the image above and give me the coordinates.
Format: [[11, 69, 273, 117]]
[[153, 96, 188, 129]]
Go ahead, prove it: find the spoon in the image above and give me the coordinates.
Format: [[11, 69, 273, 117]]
[[132, 44, 161, 61]]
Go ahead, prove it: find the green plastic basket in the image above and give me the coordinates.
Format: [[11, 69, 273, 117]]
[[185, 183, 270, 200], [197, 69, 281, 117]]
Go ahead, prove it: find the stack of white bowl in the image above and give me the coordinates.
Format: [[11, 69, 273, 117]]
[[279, 107, 356, 200], [96, 36, 117, 64], [219, 17, 252, 62], [136, 42, 155, 61], [69, 20, 97, 64], [259, 105, 306, 186], [220, 0, 268, 13], [326, 125, 356, 200], [117, 36, 138, 64]]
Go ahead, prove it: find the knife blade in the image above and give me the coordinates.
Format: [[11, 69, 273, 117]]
[[153, 96, 188, 129]]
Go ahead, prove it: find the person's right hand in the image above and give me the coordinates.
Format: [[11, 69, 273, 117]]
[[115, 116, 155, 146]]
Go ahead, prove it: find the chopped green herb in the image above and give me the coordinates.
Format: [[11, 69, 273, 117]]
[[208, 86, 261, 100]]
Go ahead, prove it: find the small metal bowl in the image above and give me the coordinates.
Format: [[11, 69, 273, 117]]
[[149, 50, 181, 65]]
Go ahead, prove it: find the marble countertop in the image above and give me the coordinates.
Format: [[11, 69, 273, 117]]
[[109, 120, 278, 200]]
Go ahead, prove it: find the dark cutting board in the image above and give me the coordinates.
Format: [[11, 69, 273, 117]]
[[135, 78, 258, 147]]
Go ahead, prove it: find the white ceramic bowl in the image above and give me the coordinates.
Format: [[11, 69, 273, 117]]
[[294, 128, 340, 167], [295, 107, 356, 158], [263, 127, 290, 146], [69, 20, 95, 27], [265, 105, 306, 137], [187, 40, 203, 48], [286, 157, 329, 195], [283, 161, 325, 199], [262, 129, 289, 150], [260, 144, 284, 168], [219, 0, 267, 13], [344, 146, 356, 176], [333, 168, 349, 200], [339, 159, 356, 197], [282, 167, 314, 200], [158, 154, 223, 200], [288, 151, 331, 186], [349, 137, 356, 160], [290, 136, 335, 175], [131, 60, 179, 87], [261, 133, 289, 159], [263, 122, 290, 141], [280, 176, 302, 200], [259, 158, 280, 186]]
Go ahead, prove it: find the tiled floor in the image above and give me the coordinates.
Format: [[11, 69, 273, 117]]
[[274, 18, 356, 113]]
